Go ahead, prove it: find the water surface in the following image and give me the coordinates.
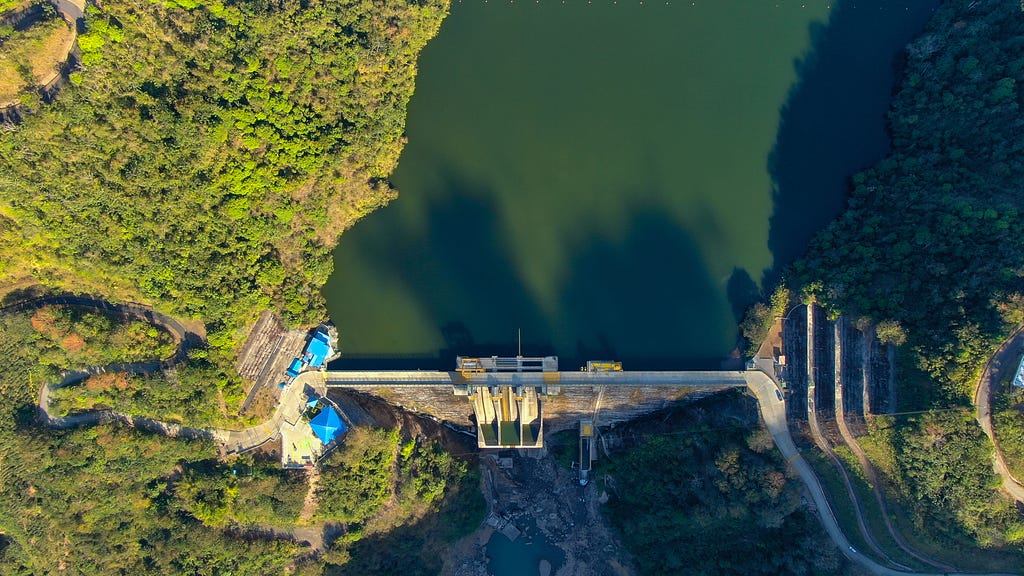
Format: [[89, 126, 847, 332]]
[[485, 519, 565, 576], [324, 0, 937, 369]]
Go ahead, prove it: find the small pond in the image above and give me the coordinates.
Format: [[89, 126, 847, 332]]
[[486, 517, 566, 576]]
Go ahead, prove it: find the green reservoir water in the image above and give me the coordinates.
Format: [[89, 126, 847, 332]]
[[324, 0, 937, 369], [486, 518, 565, 576]]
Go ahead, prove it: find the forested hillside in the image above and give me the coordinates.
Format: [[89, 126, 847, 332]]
[[797, 0, 1024, 404], [0, 0, 447, 339], [0, 308, 481, 574], [0, 1, 492, 572], [605, 393, 845, 576], [795, 0, 1024, 563]]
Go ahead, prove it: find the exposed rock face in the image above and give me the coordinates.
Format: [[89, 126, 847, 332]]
[[331, 385, 733, 434]]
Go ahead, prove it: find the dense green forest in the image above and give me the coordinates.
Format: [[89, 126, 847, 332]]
[[0, 1, 492, 572], [0, 0, 448, 345], [0, 308, 482, 574], [796, 0, 1024, 405], [604, 393, 845, 576], [794, 0, 1024, 564], [0, 308, 301, 573], [311, 427, 485, 575], [18, 304, 175, 367], [49, 359, 250, 427]]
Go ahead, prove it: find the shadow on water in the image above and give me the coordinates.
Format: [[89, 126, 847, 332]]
[[331, 171, 554, 371], [555, 208, 730, 370], [726, 267, 760, 323], [331, 173, 729, 371], [763, 0, 939, 287]]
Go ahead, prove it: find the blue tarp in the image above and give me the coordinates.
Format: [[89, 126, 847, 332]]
[[305, 333, 331, 368], [1014, 355, 1024, 388], [309, 406, 346, 445], [286, 358, 304, 378]]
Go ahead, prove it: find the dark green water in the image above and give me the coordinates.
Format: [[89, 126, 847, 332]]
[[485, 519, 565, 576], [324, 0, 937, 369]]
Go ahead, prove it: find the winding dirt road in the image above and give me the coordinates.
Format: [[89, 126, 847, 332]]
[[974, 327, 1024, 503], [7, 294, 310, 455], [832, 319, 955, 572], [747, 371, 1018, 576]]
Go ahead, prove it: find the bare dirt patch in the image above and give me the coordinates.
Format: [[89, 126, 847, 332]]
[[0, 17, 74, 102]]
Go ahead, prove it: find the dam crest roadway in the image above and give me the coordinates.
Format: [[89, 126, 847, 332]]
[[307, 356, 751, 450]]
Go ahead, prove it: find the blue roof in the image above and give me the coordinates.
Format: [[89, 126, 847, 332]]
[[306, 397, 319, 408], [305, 333, 331, 368], [309, 406, 346, 445], [286, 358, 304, 377], [1014, 355, 1024, 388]]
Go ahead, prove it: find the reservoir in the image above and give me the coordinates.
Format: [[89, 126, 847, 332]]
[[324, 0, 937, 369]]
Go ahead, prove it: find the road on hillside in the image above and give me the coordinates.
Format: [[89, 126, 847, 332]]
[[974, 327, 1024, 503], [746, 372, 1019, 576], [12, 294, 304, 454]]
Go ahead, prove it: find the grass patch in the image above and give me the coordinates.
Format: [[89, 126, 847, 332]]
[[831, 445, 925, 570], [0, 15, 72, 102], [991, 372, 1024, 482], [802, 449, 874, 562], [0, 0, 31, 17]]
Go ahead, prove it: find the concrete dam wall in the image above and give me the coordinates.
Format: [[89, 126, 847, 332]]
[[328, 385, 735, 434]]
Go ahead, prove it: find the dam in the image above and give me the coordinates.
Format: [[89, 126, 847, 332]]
[[294, 355, 750, 449]]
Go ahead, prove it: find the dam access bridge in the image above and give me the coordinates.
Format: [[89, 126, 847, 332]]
[[316, 356, 749, 449]]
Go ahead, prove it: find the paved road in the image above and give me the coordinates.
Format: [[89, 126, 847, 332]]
[[16, 294, 301, 454], [747, 371, 1019, 576], [974, 327, 1024, 503], [323, 370, 749, 387], [16, 295, 1024, 574], [832, 320, 955, 572]]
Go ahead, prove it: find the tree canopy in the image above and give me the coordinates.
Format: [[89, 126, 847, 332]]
[[0, 0, 447, 341]]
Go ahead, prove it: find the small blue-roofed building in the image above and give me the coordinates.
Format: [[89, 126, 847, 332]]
[[303, 327, 334, 369], [309, 406, 347, 445], [286, 358, 304, 378], [1014, 354, 1024, 388]]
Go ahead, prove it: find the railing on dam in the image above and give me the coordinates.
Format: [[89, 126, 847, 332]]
[[321, 370, 750, 388]]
